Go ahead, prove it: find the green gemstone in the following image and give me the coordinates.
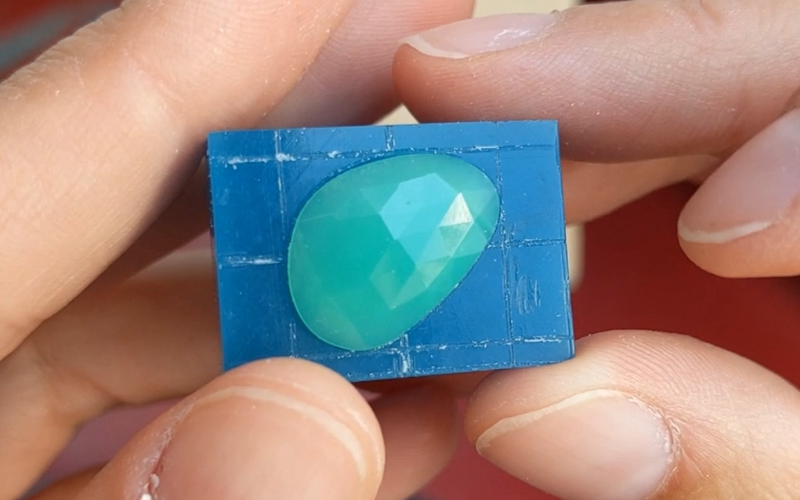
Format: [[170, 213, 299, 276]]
[[287, 153, 500, 351]]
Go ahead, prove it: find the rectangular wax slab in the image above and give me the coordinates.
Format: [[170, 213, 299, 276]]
[[208, 121, 574, 382]]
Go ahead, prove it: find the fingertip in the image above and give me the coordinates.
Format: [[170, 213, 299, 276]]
[[473, 390, 675, 500], [79, 357, 384, 500], [677, 108, 800, 277], [465, 330, 800, 500], [464, 335, 679, 500], [220, 357, 385, 467], [679, 226, 800, 278], [677, 234, 762, 278], [213, 357, 369, 410]]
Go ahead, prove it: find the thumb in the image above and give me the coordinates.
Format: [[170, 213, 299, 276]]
[[465, 331, 800, 500], [678, 96, 800, 277], [76, 359, 385, 500]]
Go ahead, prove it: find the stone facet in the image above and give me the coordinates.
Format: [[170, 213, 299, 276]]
[[287, 154, 500, 351]]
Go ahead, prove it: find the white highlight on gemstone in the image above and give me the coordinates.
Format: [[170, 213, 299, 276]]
[[441, 193, 474, 226]]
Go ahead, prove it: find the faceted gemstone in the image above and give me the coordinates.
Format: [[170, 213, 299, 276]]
[[287, 154, 500, 351]]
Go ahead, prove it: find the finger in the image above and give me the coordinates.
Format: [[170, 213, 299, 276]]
[[90, 0, 476, 287], [678, 105, 800, 277], [29, 468, 101, 500], [74, 359, 384, 500], [94, 161, 211, 286], [263, 0, 474, 128], [3, 251, 458, 498], [38, 390, 457, 500], [372, 387, 458, 500], [394, 0, 800, 162], [465, 330, 800, 500], [0, 251, 219, 500], [0, 0, 355, 357], [563, 155, 717, 224]]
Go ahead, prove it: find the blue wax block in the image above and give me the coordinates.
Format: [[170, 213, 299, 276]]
[[208, 121, 574, 382]]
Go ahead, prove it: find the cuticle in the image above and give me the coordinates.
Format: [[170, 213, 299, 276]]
[[137, 399, 198, 500], [647, 416, 681, 500]]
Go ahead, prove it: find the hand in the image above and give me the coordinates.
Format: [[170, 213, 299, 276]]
[[0, 0, 473, 498], [393, 1, 800, 498]]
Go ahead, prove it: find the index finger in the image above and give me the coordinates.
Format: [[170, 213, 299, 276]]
[[0, 0, 355, 357], [394, 0, 800, 162]]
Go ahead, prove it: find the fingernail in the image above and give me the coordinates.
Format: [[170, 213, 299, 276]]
[[679, 109, 800, 244], [151, 386, 370, 500], [401, 13, 558, 60], [476, 390, 674, 500]]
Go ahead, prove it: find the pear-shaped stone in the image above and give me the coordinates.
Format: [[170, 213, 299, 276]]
[[288, 153, 500, 351]]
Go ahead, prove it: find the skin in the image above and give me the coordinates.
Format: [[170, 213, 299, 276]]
[[2, 0, 800, 499]]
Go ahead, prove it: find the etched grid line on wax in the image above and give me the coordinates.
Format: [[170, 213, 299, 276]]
[[208, 121, 574, 382], [273, 130, 297, 360], [494, 149, 516, 367]]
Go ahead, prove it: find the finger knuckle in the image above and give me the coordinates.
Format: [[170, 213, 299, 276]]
[[24, 329, 111, 421], [677, 0, 730, 34], [673, 0, 784, 42]]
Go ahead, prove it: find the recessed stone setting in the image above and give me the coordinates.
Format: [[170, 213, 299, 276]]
[[287, 153, 500, 351]]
